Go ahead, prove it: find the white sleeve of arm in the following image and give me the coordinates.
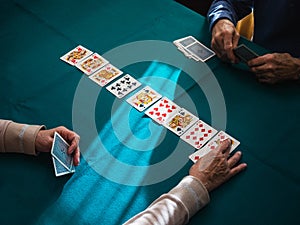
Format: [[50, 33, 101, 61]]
[[123, 176, 210, 225]]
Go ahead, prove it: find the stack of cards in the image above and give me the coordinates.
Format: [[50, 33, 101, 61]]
[[173, 36, 215, 62], [59, 44, 240, 165], [51, 132, 75, 177]]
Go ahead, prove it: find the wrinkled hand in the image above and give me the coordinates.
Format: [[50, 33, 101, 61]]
[[189, 139, 247, 192], [248, 53, 300, 84], [211, 19, 240, 63], [35, 126, 80, 166]]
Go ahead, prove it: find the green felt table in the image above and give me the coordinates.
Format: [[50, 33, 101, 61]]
[[0, 0, 299, 225]]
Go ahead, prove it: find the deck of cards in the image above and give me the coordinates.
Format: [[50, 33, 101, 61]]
[[51, 132, 75, 177], [59, 43, 240, 166], [173, 36, 215, 62]]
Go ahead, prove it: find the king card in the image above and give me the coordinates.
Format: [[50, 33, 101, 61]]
[[76, 53, 109, 75], [60, 45, 93, 66], [145, 97, 179, 125], [89, 64, 123, 87], [126, 86, 162, 112], [51, 132, 73, 171], [106, 74, 142, 98], [164, 108, 199, 136], [180, 120, 218, 149]]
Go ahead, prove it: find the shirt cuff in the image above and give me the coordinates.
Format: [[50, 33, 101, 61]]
[[168, 175, 210, 219], [4, 121, 45, 155]]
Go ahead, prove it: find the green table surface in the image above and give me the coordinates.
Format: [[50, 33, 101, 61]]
[[1, 0, 299, 225]]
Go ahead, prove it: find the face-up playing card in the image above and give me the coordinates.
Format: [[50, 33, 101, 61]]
[[180, 120, 217, 149], [126, 86, 162, 112], [106, 74, 142, 98], [60, 45, 93, 66], [164, 108, 199, 136], [75, 53, 109, 75], [89, 64, 123, 87], [145, 97, 179, 125], [51, 132, 73, 171], [185, 42, 215, 62], [52, 157, 75, 177], [189, 130, 240, 163]]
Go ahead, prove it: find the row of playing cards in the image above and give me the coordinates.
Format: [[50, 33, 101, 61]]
[[60, 45, 239, 164], [173, 36, 215, 62], [51, 132, 75, 177]]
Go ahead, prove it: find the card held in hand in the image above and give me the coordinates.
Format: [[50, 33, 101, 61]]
[[126, 86, 162, 112], [52, 157, 75, 177], [51, 132, 73, 172]]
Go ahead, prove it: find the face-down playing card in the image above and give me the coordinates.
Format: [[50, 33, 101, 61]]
[[163, 108, 199, 136], [145, 97, 179, 125], [126, 86, 162, 112], [180, 120, 218, 148], [51, 132, 73, 172], [106, 74, 141, 98], [52, 157, 75, 177]]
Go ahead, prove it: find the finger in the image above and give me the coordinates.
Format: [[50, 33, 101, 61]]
[[228, 151, 242, 168], [73, 147, 80, 166], [217, 138, 232, 154], [228, 162, 247, 179], [67, 134, 80, 155]]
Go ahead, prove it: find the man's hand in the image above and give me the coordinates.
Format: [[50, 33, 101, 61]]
[[35, 126, 80, 166], [189, 139, 247, 192], [211, 19, 240, 63], [248, 53, 300, 84]]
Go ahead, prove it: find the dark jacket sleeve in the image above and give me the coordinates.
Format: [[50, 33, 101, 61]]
[[207, 0, 253, 31]]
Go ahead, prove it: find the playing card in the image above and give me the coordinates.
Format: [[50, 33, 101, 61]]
[[164, 108, 199, 136], [145, 97, 179, 125], [189, 130, 240, 163], [173, 36, 197, 48], [89, 64, 123, 86], [75, 53, 109, 75], [185, 42, 215, 62], [106, 74, 142, 98], [51, 132, 73, 171], [233, 44, 259, 63], [52, 157, 75, 177], [180, 120, 218, 149], [126, 86, 162, 112], [60, 45, 93, 66]]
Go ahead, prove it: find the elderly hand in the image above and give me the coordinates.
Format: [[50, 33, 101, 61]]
[[248, 53, 300, 84], [35, 126, 80, 166], [189, 139, 247, 192], [211, 19, 240, 63]]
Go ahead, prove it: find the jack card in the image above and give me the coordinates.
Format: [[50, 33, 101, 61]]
[[126, 86, 162, 112]]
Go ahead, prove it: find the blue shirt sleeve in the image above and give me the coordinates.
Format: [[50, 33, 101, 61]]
[[207, 0, 253, 31]]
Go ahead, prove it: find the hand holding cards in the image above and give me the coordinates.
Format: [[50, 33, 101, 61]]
[[233, 44, 259, 63], [51, 132, 75, 177]]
